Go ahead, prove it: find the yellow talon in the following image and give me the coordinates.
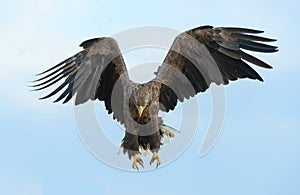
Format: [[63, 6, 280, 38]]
[[132, 154, 144, 170], [164, 130, 175, 138], [150, 151, 161, 168]]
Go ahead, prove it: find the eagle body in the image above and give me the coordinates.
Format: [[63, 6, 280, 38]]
[[32, 25, 277, 169], [122, 81, 163, 159]]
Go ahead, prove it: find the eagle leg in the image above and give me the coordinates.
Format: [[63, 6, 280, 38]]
[[132, 153, 144, 170], [150, 151, 161, 168]]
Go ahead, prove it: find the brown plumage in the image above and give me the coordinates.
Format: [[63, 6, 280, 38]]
[[32, 25, 278, 169]]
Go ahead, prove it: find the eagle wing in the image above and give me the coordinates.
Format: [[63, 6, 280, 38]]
[[155, 25, 278, 112], [32, 37, 129, 124]]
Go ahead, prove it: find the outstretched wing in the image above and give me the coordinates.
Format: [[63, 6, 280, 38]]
[[32, 37, 129, 124], [155, 25, 278, 112]]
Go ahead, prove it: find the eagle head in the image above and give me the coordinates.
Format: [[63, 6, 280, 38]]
[[130, 82, 159, 120]]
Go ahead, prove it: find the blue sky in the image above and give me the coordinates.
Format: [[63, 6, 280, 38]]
[[1, 0, 300, 194]]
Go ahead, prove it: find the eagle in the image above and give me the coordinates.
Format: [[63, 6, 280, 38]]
[[32, 25, 277, 170]]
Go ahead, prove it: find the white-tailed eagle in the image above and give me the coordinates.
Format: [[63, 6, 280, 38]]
[[32, 25, 278, 169]]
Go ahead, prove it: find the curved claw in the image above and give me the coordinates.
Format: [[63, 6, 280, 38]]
[[150, 151, 161, 168], [132, 154, 144, 170], [164, 130, 175, 138]]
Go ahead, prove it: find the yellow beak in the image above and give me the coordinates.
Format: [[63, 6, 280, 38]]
[[137, 106, 145, 118]]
